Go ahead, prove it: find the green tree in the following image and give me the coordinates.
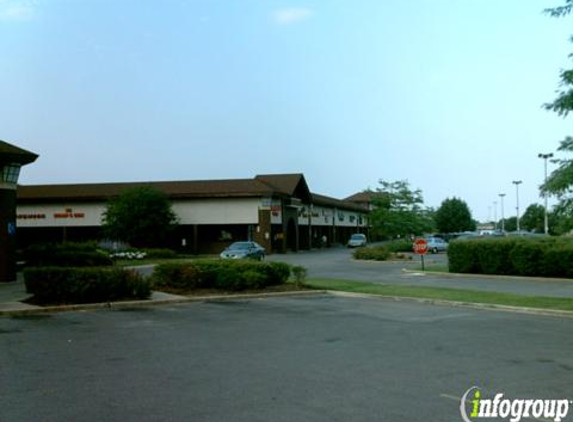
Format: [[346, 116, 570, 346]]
[[544, 1, 573, 116], [434, 197, 475, 233], [369, 180, 434, 238], [103, 186, 178, 247], [538, 138, 573, 234], [520, 204, 545, 232], [500, 216, 518, 232], [542, 3, 573, 234]]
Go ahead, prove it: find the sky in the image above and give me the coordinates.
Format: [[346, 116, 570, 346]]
[[1, 0, 572, 222]]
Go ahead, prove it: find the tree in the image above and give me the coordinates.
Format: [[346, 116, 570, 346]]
[[520, 204, 545, 232], [369, 180, 434, 238], [500, 216, 518, 232], [434, 197, 475, 233], [103, 186, 178, 248], [542, 3, 573, 233], [544, 1, 573, 116], [539, 138, 573, 233]]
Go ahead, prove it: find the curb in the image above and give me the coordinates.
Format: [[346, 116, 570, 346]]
[[327, 290, 573, 318], [0, 290, 328, 317], [401, 268, 573, 283], [4, 288, 573, 319]]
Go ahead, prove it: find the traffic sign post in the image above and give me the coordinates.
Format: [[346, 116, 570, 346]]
[[413, 238, 428, 270]]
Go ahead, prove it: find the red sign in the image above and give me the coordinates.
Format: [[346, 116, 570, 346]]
[[413, 238, 428, 255]]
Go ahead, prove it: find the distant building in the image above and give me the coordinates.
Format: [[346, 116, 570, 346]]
[[17, 173, 368, 254]]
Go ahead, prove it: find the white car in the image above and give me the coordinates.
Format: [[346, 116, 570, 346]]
[[347, 233, 367, 248]]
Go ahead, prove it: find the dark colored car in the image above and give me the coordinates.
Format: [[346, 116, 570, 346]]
[[220, 241, 266, 260]]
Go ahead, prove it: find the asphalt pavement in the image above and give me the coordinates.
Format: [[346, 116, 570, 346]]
[[1, 295, 572, 422], [268, 246, 573, 298]]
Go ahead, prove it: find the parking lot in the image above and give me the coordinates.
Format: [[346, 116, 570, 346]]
[[268, 246, 573, 298], [1, 295, 572, 422]]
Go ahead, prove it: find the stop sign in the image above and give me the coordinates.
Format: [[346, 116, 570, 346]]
[[413, 238, 428, 255]]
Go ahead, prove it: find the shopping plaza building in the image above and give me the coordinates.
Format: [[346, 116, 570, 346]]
[[16, 173, 369, 254]]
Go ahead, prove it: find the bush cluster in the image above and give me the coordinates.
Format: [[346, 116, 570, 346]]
[[385, 239, 414, 253], [152, 259, 292, 291], [448, 237, 573, 277], [23, 242, 113, 267], [24, 267, 152, 305], [353, 245, 390, 261], [108, 248, 178, 260]]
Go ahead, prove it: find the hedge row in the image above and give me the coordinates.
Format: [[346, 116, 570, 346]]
[[353, 245, 390, 261], [152, 259, 292, 291], [385, 239, 414, 253], [24, 267, 152, 305], [23, 243, 113, 267], [448, 237, 573, 277]]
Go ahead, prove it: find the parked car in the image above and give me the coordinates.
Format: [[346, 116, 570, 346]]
[[220, 241, 266, 260], [347, 233, 367, 248], [426, 236, 448, 253]]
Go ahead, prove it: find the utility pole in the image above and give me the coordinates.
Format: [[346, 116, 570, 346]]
[[512, 180, 522, 232], [538, 153, 553, 235], [498, 193, 506, 232]]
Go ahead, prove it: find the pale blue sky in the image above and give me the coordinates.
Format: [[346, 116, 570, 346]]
[[1, 0, 571, 221]]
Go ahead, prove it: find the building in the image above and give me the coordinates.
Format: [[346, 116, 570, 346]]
[[16, 173, 368, 254]]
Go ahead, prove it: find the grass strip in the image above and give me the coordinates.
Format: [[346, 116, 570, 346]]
[[304, 278, 573, 311]]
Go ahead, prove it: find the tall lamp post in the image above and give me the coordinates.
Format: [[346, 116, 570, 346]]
[[493, 201, 498, 230], [538, 153, 554, 235], [0, 141, 38, 282], [512, 180, 522, 232], [498, 193, 506, 232]]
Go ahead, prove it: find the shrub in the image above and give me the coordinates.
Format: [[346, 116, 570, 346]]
[[23, 243, 113, 267], [292, 265, 307, 288], [386, 239, 413, 253], [353, 245, 390, 261], [109, 248, 177, 260], [262, 262, 292, 285], [475, 237, 516, 275], [24, 267, 152, 305], [142, 248, 177, 259], [151, 260, 293, 292], [449, 236, 573, 278], [509, 240, 548, 277]]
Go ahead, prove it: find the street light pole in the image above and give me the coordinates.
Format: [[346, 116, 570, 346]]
[[499, 193, 506, 232], [512, 180, 522, 232], [538, 153, 554, 235], [493, 201, 498, 231]]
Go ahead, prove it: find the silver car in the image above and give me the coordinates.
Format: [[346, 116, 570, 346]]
[[426, 237, 448, 253], [347, 233, 367, 248]]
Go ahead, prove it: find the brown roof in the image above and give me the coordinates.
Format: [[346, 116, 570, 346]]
[[0, 140, 38, 165], [345, 190, 376, 203], [17, 178, 274, 203], [17, 173, 366, 212], [255, 173, 312, 202], [312, 193, 368, 212]]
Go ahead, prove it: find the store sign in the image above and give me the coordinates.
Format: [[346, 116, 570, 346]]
[[18, 208, 85, 220], [54, 208, 85, 219], [17, 213, 46, 220]]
